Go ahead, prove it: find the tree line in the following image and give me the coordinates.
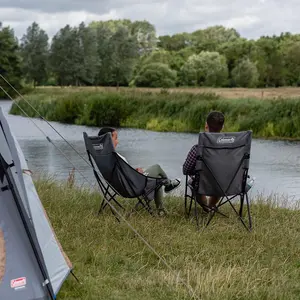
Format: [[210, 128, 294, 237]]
[[1, 19, 300, 97]]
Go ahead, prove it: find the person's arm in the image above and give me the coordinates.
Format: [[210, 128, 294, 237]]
[[182, 145, 197, 175]]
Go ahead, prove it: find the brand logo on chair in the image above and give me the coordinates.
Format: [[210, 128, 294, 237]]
[[93, 143, 103, 151], [217, 136, 235, 144]]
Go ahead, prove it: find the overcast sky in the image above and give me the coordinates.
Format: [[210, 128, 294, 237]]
[[1, 0, 300, 39]]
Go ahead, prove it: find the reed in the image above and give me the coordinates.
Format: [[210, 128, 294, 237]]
[[10, 87, 300, 139]]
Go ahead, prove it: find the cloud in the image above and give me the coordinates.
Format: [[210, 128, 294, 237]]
[[1, 0, 300, 40]]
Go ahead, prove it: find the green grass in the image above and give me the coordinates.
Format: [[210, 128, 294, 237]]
[[35, 178, 300, 300], [9, 87, 300, 140]]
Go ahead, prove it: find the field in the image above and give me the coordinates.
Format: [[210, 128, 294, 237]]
[[36, 178, 300, 300], [37, 86, 300, 99]]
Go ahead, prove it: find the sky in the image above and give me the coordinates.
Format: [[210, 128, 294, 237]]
[[1, 0, 300, 40]]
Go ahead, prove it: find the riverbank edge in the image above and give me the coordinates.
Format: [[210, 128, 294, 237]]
[[9, 88, 300, 141]]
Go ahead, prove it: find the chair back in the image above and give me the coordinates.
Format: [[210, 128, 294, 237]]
[[194, 131, 252, 196], [83, 132, 148, 198]]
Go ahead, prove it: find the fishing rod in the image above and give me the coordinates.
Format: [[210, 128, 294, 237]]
[[0, 75, 201, 300]]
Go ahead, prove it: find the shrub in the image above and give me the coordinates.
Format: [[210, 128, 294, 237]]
[[133, 63, 177, 88]]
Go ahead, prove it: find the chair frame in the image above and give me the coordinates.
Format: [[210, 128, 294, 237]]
[[184, 149, 252, 232], [85, 144, 166, 221]]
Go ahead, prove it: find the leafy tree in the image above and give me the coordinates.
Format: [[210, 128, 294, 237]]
[[141, 50, 173, 66], [90, 20, 140, 86], [77, 22, 99, 85], [231, 58, 259, 87], [218, 38, 256, 74], [49, 25, 82, 86], [170, 47, 196, 72], [133, 63, 177, 88], [20, 22, 49, 86], [191, 26, 240, 52], [280, 40, 300, 86], [89, 19, 132, 33], [106, 25, 139, 87], [0, 23, 22, 98], [7, 19, 300, 88], [180, 51, 228, 86], [158, 33, 191, 51], [253, 37, 285, 87], [130, 20, 158, 53], [93, 23, 114, 85]]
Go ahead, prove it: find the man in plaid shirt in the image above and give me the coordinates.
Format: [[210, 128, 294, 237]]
[[183, 111, 225, 210]]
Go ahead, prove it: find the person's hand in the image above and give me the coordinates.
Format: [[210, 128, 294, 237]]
[[136, 167, 143, 173]]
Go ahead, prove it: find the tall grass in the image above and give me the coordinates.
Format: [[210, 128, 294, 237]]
[[35, 178, 300, 300], [10, 87, 300, 139]]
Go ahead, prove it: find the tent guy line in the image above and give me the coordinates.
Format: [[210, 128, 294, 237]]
[[0, 77, 200, 300]]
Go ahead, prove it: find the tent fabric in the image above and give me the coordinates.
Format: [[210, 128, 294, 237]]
[[0, 229, 4, 283], [195, 131, 252, 196], [0, 107, 71, 299], [0, 168, 50, 300]]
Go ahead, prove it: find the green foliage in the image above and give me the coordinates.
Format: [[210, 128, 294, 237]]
[[133, 63, 177, 88], [254, 37, 285, 87], [10, 88, 300, 139], [5, 19, 300, 90], [158, 33, 191, 51], [130, 20, 158, 53], [20, 22, 49, 86], [191, 25, 240, 52], [231, 58, 259, 87], [76, 22, 99, 85], [217, 38, 257, 74], [281, 40, 300, 86], [49, 25, 83, 86], [106, 26, 139, 86], [180, 52, 228, 86], [0, 23, 22, 98]]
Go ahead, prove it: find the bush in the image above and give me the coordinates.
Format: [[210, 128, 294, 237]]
[[180, 52, 229, 87], [231, 58, 259, 88], [133, 63, 177, 88], [10, 88, 300, 139]]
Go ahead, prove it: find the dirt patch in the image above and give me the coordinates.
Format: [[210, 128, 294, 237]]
[[37, 86, 300, 99], [0, 229, 5, 283]]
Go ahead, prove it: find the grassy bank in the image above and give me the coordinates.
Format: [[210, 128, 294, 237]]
[[36, 178, 300, 300], [10, 87, 300, 139]]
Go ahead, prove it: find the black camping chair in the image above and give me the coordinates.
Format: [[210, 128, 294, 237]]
[[83, 132, 167, 220], [184, 130, 253, 231]]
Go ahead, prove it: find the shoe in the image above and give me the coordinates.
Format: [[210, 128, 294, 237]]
[[164, 178, 181, 193], [157, 208, 167, 216]]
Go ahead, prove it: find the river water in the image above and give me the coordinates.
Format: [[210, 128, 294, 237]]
[[1, 100, 300, 204]]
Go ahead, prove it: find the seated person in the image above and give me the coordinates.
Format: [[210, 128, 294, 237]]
[[98, 127, 181, 215], [182, 111, 225, 211]]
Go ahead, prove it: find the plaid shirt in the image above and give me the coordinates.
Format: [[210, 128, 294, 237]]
[[183, 144, 198, 175]]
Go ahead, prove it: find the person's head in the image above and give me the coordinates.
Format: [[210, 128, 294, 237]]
[[98, 127, 118, 148], [205, 111, 225, 132]]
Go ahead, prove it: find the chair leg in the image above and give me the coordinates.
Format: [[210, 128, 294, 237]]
[[132, 198, 153, 215], [246, 193, 252, 231], [98, 199, 106, 215], [184, 195, 193, 218], [239, 194, 245, 217], [188, 197, 193, 217], [205, 210, 215, 228], [194, 197, 200, 230]]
